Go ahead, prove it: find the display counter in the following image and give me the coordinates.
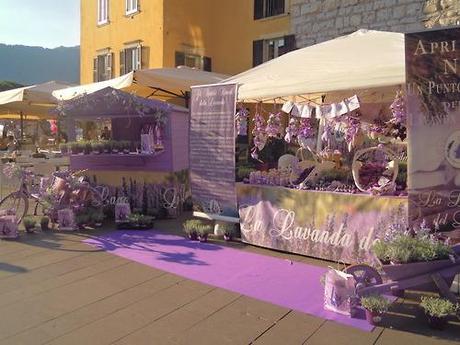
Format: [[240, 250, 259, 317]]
[[236, 182, 408, 264], [69, 152, 170, 172]]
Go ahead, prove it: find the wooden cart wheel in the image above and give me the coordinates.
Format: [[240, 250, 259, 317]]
[[345, 264, 383, 289]]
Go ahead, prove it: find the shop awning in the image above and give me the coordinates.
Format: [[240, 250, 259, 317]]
[[52, 67, 229, 101], [0, 80, 75, 118], [52, 72, 135, 101], [55, 87, 188, 119], [222, 29, 405, 101]]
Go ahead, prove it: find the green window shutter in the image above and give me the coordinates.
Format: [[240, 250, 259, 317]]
[[254, 0, 264, 19], [141, 46, 149, 69], [203, 56, 212, 72], [253, 40, 264, 67], [119, 50, 125, 75], [93, 57, 98, 82]]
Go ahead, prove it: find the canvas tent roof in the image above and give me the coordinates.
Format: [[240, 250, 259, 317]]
[[55, 87, 188, 119], [0, 80, 75, 118], [52, 67, 229, 101], [222, 29, 405, 101]]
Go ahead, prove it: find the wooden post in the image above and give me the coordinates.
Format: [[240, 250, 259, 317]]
[[20, 111, 24, 139]]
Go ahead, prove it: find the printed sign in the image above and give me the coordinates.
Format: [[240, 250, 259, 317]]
[[406, 27, 460, 234], [190, 84, 238, 214], [237, 184, 407, 264]]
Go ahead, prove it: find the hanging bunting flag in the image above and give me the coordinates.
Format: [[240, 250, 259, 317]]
[[301, 104, 313, 118], [281, 101, 295, 113], [345, 95, 360, 112], [291, 103, 303, 117]]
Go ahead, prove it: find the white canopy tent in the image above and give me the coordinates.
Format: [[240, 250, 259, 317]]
[[53, 67, 229, 101], [0, 80, 75, 118], [222, 29, 405, 102]]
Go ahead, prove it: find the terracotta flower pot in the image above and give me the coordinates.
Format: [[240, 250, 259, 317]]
[[426, 314, 448, 330], [365, 310, 382, 326]]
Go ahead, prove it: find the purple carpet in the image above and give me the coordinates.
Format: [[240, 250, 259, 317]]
[[84, 230, 374, 331]]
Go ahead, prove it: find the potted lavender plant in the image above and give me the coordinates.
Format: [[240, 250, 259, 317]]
[[83, 141, 92, 155], [360, 295, 390, 326], [420, 296, 458, 330], [198, 223, 212, 243], [103, 141, 112, 154], [92, 142, 103, 154], [183, 219, 200, 240], [40, 216, 50, 231], [112, 141, 121, 154], [220, 223, 235, 241], [23, 216, 36, 233], [59, 143, 68, 155], [70, 142, 80, 155], [121, 141, 131, 154]]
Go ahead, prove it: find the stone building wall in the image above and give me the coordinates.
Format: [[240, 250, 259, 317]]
[[291, 0, 460, 48]]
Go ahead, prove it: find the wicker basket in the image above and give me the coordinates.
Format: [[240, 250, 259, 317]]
[[352, 146, 399, 195]]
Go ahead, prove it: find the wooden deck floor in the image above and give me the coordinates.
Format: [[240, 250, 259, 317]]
[[0, 217, 459, 345]]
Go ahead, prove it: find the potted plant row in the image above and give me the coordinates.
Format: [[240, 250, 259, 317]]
[[420, 296, 458, 330], [61, 141, 133, 155], [73, 209, 105, 229], [117, 213, 155, 230], [23, 216, 52, 233]]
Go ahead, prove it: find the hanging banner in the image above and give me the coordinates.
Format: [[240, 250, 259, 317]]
[[189, 84, 238, 214], [406, 27, 460, 236], [237, 184, 407, 264]]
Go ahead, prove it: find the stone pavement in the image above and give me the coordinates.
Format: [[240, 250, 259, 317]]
[[0, 216, 458, 345]]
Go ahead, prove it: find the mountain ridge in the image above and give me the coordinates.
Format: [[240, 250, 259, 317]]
[[0, 44, 80, 85]]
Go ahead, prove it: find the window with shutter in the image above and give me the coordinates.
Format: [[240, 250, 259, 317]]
[[175, 51, 210, 70], [122, 45, 142, 73]]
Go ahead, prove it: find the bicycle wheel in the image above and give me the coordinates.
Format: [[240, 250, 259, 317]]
[[0, 192, 29, 224]]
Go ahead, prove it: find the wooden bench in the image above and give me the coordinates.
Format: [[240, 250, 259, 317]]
[[192, 211, 239, 235]]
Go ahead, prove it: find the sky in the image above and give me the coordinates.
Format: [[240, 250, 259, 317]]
[[0, 0, 80, 48]]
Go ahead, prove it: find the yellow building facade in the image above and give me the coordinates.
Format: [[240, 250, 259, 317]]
[[80, 0, 293, 83]]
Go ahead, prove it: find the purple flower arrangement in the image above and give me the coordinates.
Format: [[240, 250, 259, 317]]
[[265, 112, 283, 138], [251, 112, 267, 160]]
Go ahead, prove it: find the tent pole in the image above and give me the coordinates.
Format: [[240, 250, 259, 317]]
[[20, 111, 24, 139]]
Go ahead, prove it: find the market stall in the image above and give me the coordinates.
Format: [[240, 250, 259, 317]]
[[55, 87, 189, 182], [52, 87, 191, 220], [189, 28, 460, 264]]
